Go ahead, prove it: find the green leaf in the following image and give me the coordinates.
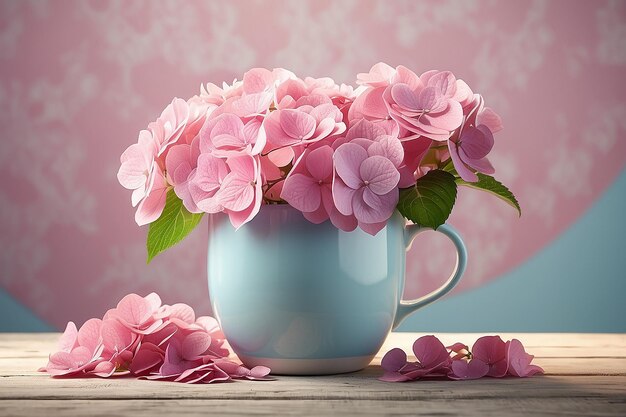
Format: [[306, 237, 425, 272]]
[[456, 173, 521, 216], [146, 189, 204, 263], [397, 169, 457, 229]]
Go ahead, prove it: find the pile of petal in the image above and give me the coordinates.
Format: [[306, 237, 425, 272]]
[[39, 293, 271, 383], [380, 335, 543, 382]]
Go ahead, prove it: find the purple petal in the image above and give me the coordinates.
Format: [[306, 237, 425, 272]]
[[449, 359, 489, 380], [381, 348, 408, 372], [412, 335, 451, 370]]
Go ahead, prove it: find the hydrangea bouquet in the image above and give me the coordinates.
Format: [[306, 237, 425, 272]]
[[118, 63, 519, 262]]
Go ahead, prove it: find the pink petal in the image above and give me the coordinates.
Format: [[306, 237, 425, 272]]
[[459, 126, 494, 160], [303, 203, 330, 224], [225, 178, 262, 229], [449, 359, 489, 380], [90, 361, 116, 378], [359, 156, 400, 195], [368, 135, 404, 168], [70, 346, 95, 366], [130, 343, 164, 376], [428, 101, 463, 132], [333, 143, 368, 189], [381, 348, 407, 372], [101, 319, 134, 353], [205, 113, 245, 143], [248, 365, 272, 379], [144, 293, 162, 312], [306, 146, 334, 181], [134, 170, 167, 226], [245, 119, 266, 155], [461, 153, 495, 175], [165, 144, 193, 185], [448, 141, 478, 182], [192, 154, 229, 195], [506, 339, 544, 377], [417, 87, 445, 112], [113, 294, 153, 327], [181, 332, 212, 361], [77, 318, 102, 353], [58, 322, 78, 353], [393, 66, 421, 89], [218, 175, 254, 212], [477, 107, 503, 133], [332, 177, 357, 216], [276, 78, 307, 103], [357, 62, 396, 87], [328, 199, 358, 232], [280, 109, 316, 140], [263, 111, 296, 149], [231, 92, 273, 118], [142, 322, 178, 347], [267, 146, 296, 167], [427, 71, 457, 97], [168, 303, 196, 324], [358, 220, 387, 235], [194, 316, 223, 337], [345, 119, 386, 142], [355, 187, 398, 224], [281, 173, 321, 212], [243, 68, 273, 94], [49, 351, 77, 369], [348, 86, 389, 122], [391, 83, 421, 111]]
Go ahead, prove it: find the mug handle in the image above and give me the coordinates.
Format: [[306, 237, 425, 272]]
[[392, 223, 468, 329]]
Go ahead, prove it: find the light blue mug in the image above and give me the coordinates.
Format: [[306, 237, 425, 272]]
[[208, 204, 467, 375]]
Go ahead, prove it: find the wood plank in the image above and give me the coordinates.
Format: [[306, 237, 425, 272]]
[[1, 374, 625, 400], [0, 333, 625, 416], [0, 398, 625, 417]]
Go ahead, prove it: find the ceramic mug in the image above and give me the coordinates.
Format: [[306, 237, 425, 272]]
[[207, 204, 467, 375]]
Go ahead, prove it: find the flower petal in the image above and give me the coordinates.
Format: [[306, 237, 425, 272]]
[[281, 173, 321, 213], [359, 156, 400, 195], [334, 143, 368, 189]]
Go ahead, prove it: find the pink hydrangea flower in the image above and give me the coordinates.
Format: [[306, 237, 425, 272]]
[[333, 142, 400, 235], [351, 63, 473, 143], [189, 153, 229, 213], [471, 335, 508, 377], [448, 95, 500, 182], [506, 339, 544, 377], [382, 70, 467, 141], [263, 78, 346, 166], [281, 144, 357, 231], [40, 292, 273, 384], [117, 98, 192, 225], [199, 113, 266, 157], [380, 335, 543, 382], [165, 137, 202, 213], [331, 121, 404, 235], [214, 154, 263, 229]]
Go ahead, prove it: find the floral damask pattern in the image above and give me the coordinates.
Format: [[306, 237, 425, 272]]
[[0, 0, 624, 328]]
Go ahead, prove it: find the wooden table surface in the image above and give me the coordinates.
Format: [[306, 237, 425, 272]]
[[1, 333, 625, 416]]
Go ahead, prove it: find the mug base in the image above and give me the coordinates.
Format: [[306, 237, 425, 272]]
[[237, 354, 375, 376]]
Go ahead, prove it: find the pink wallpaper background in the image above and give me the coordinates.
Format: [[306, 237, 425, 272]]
[[1, 0, 625, 329]]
